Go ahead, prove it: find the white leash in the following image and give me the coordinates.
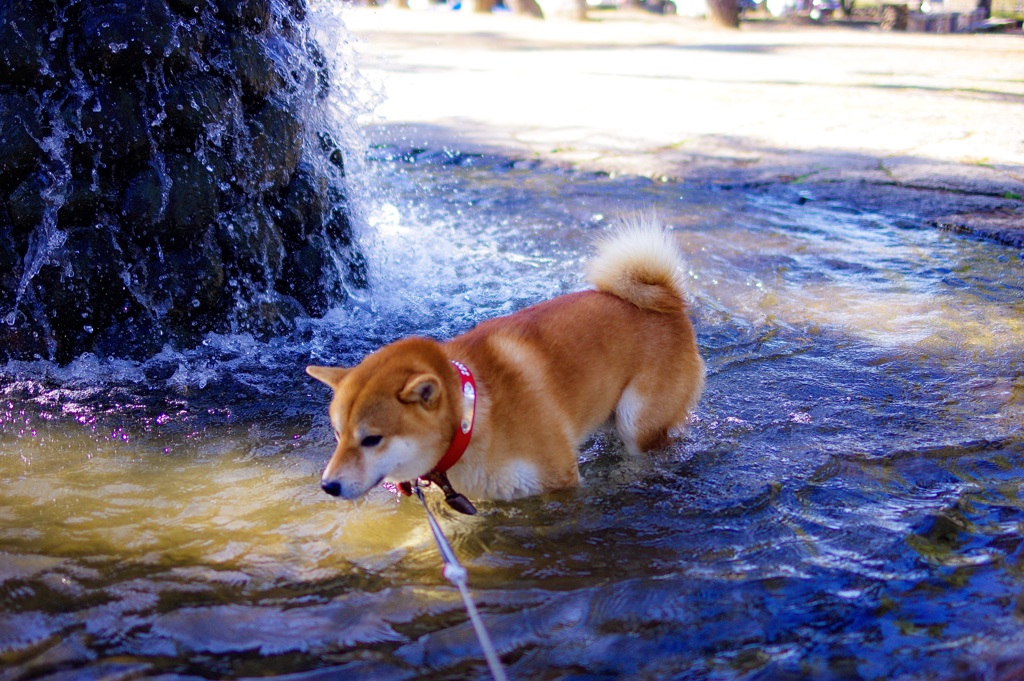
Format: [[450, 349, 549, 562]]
[[413, 484, 509, 681]]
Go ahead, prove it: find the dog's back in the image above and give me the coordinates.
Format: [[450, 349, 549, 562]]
[[445, 217, 705, 498]]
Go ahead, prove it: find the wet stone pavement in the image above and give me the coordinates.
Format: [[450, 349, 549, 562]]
[[341, 7, 1024, 246]]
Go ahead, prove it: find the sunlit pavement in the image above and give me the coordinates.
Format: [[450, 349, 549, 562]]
[[339, 7, 1024, 243]]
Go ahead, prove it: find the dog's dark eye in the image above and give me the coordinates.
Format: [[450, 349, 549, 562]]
[[361, 435, 383, 448]]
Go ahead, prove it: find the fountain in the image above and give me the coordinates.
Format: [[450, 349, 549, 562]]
[[1, 5, 1024, 681], [0, 0, 366, 365]]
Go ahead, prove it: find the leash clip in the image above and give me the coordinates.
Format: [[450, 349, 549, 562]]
[[399, 471, 477, 515]]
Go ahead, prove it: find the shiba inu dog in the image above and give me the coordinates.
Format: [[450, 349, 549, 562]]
[[307, 216, 704, 512]]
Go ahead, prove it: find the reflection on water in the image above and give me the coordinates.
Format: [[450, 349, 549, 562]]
[[1, 160, 1023, 680]]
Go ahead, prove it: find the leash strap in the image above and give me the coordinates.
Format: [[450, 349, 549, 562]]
[[413, 485, 508, 681]]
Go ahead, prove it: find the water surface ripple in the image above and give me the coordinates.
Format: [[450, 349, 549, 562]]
[[2, 160, 1023, 680]]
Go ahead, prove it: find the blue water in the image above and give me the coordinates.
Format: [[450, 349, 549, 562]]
[[1, 158, 1023, 680]]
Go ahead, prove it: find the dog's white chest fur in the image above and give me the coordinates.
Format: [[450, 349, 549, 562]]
[[452, 458, 543, 501]]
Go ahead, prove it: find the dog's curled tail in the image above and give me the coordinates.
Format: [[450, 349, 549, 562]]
[[586, 215, 689, 314]]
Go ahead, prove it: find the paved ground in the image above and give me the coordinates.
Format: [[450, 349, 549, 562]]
[[340, 8, 1024, 244]]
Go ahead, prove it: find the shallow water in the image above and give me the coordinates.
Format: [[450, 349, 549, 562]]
[[2, 158, 1024, 681]]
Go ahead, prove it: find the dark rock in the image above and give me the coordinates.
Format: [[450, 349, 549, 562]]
[[265, 33, 320, 97], [306, 39, 331, 99], [60, 177, 105, 231], [286, 0, 307, 22], [0, 315, 50, 361], [0, 0, 54, 86], [215, 206, 284, 288], [345, 249, 369, 290], [214, 0, 273, 31], [6, 172, 48, 235], [80, 83, 151, 166], [280, 241, 332, 316], [78, 0, 176, 77], [158, 72, 234, 150], [325, 204, 352, 246], [318, 132, 346, 173], [234, 294, 306, 338], [166, 0, 207, 17], [33, 222, 130, 363], [276, 162, 328, 241], [246, 96, 302, 191], [228, 31, 284, 104], [164, 16, 210, 73], [91, 307, 165, 360], [153, 233, 230, 341], [163, 153, 223, 237], [0, 91, 43, 191], [121, 162, 170, 231], [279, 231, 367, 318], [0, 224, 21, 299]]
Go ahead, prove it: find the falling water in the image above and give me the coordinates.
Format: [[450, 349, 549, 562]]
[[3, 88, 72, 330]]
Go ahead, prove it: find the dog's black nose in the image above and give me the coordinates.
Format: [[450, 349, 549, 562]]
[[321, 480, 342, 497]]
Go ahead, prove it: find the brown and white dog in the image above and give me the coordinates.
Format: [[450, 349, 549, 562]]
[[307, 216, 704, 512]]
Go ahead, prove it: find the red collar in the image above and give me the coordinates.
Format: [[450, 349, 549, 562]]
[[434, 360, 477, 474], [397, 360, 478, 514]]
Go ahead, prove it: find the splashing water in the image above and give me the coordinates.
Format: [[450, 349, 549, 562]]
[[1, 152, 1023, 679], [3, 93, 72, 329]]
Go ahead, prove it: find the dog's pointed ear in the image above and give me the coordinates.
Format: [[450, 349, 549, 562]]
[[399, 373, 441, 408], [306, 365, 350, 389]]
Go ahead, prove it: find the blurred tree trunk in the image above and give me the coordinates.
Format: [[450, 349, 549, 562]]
[[570, 0, 588, 18], [472, 0, 496, 11], [393, 0, 410, 7], [510, 0, 545, 16], [536, 0, 587, 17], [706, 0, 740, 26]]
